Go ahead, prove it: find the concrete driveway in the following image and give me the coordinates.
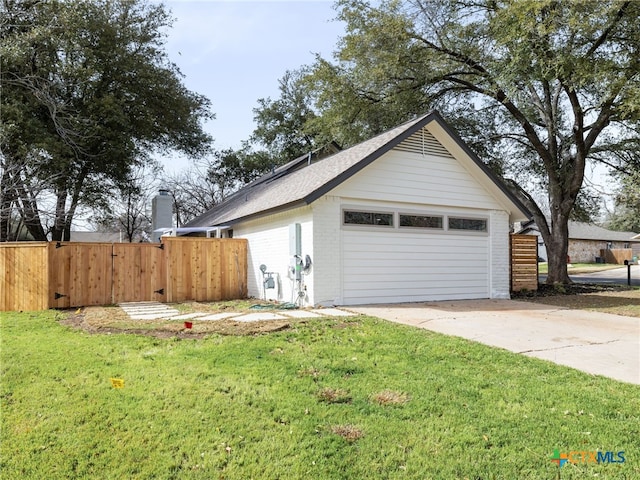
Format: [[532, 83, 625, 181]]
[[350, 299, 640, 385]]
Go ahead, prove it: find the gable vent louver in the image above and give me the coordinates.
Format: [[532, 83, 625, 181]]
[[394, 128, 453, 158]]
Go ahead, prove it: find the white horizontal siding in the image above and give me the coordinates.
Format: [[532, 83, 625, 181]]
[[342, 230, 489, 305], [331, 147, 502, 210]]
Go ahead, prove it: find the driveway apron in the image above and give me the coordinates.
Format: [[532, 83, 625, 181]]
[[350, 299, 640, 385]]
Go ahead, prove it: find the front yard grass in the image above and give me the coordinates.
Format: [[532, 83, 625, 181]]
[[2, 310, 639, 479]]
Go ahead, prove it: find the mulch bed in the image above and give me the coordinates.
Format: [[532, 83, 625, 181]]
[[60, 308, 291, 339]]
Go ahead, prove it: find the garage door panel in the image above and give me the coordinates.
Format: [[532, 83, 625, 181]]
[[344, 255, 486, 268], [342, 266, 489, 279], [342, 230, 489, 304], [343, 286, 489, 305], [344, 247, 487, 259], [344, 246, 487, 260], [345, 286, 489, 297], [344, 235, 485, 250], [343, 274, 489, 289], [344, 244, 486, 257]]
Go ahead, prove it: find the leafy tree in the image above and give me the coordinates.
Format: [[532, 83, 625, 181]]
[[569, 188, 602, 224], [0, 0, 212, 241], [225, 67, 334, 183], [606, 171, 640, 232], [251, 69, 320, 163], [297, 0, 640, 283]]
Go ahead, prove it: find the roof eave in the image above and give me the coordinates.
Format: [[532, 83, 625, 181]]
[[304, 111, 531, 222], [192, 110, 532, 227], [210, 199, 309, 227]]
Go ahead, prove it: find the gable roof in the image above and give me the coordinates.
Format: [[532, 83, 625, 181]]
[[519, 220, 639, 242], [186, 111, 530, 227]]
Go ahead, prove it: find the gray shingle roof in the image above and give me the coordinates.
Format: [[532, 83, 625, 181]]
[[568, 221, 639, 242], [519, 220, 639, 242], [186, 111, 529, 227]]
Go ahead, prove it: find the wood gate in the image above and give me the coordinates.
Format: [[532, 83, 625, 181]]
[[49, 242, 115, 308], [48, 238, 247, 308], [47, 242, 168, 308], [112, 243, 167, 303], [510, 234, 538, 292]]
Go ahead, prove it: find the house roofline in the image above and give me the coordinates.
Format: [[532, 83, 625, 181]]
[[211, 200, 309, 227], [304, 112, 441, 203], [195, 110, 531, 227], [570, 237, 640, 242], [428, 112, 531, 219], [305, 111, 530, 219]]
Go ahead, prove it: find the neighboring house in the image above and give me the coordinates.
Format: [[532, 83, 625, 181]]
[[69, 231, 124, 243], [518, 220, 640, 263], [186, 111, 530, 306]]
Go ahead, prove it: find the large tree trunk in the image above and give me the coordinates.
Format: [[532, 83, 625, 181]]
[[506, 178, 574, 285], [51, 168, 87, 242], [63, 222, 72, 241], [14, 179, 48, 241], [51, 190, 68, 242], [542, 212, 571, 284]]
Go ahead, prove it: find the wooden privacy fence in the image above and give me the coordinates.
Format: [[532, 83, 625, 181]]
[[510, 234, 538, 292], [1, 237, 247, 311], [600, 248, 633, 265], [0, 242, 49, 311]]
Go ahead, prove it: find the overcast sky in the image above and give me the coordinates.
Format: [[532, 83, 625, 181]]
[[161, 0, 345, 172]]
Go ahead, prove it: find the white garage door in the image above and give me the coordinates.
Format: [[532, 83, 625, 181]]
[[342, 230, 489, 305]]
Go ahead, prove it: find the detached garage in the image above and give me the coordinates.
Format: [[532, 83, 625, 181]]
[[186, 111, 530, 306]]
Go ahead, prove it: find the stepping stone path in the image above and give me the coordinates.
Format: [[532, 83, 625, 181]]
[[119, 302, 181, 320], [117, 302, 357, 322], [279, 310, 322, 319], [169, 313, 211, 320], [198, 312, 241, 321], [310, 308, 355, 317]]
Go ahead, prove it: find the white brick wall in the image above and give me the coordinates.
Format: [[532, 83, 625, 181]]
[[311, 196, 342, 306], [489, 209, 510, 299], [233, 207, 313, 304]]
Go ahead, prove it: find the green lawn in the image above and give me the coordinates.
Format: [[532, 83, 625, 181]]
[[2, 311, 639, 479]]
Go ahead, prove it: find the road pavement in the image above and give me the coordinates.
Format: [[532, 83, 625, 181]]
[[540, 265, 640, 286]]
